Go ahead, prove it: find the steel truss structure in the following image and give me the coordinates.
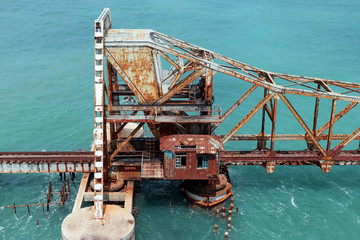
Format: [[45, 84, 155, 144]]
[[2, 9, 360, 220], [87, 8, 360, 218]]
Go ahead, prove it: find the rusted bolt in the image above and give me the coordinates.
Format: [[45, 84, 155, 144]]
[[214, 224, 218, 231]]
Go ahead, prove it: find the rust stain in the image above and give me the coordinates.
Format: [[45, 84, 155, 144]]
[[160, 134, 225, 154], [107, 47, 159, 104]]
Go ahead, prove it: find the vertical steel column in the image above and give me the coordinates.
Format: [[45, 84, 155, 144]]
[[270, 96, 278, 153], [313, 84, 321, 135], [107, 61, 116, 147], [327, 100, 336, 151], [258, 88, 267, 149], [93, 8, 111, 219]]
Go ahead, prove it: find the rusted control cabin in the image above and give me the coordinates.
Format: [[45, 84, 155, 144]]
[[160, 135, 224, 180]]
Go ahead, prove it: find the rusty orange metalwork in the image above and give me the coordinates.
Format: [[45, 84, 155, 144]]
[[3, 8, 360, 222]]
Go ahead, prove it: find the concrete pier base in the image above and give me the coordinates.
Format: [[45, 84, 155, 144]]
[[63, 173, 136, 239], [61, 205, 135, 240]]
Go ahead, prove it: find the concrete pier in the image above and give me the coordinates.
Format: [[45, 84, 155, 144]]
[[62, 173, 135, 239], [62, 205, 135, 240]]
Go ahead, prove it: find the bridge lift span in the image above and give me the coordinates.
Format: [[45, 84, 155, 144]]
[[91, 8, 360, 219]]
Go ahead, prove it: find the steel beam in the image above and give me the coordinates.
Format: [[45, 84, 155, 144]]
[[279, 94, 327, 156], [109, 123, 145, 161], [212, 84, 257, 131], [222, 92, 275, 144]]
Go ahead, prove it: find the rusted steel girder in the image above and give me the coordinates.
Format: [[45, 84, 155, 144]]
[[109, 122, 145, 161], [222, 92, 275, 144], [106, 105, 211, 112], [147, 32, 360, 102], [316, 102, 358, 136], [221, 134, 360, 141], [220, 150, 360, 173], [105, 114, 221, 123], [327, 100, 336, 151], [0, 151, 95, 173], [212, 84, 257, 131], [270, 97, 278, 153], [279, 94, 327, 156], [154, 68, 206, 105]]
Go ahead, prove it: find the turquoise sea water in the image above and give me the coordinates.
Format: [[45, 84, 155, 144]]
[[1, 0, 360, 239]]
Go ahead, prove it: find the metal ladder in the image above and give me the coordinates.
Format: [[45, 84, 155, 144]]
[[141, 128, 163, 179]]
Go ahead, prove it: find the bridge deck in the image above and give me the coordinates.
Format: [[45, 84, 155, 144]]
[[2, 149, 360, 174], [0, 151, 94, 173], [220, 150, 360, 165]]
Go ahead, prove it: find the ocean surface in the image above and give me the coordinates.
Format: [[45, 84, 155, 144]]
[[1, 0, 360, 239]]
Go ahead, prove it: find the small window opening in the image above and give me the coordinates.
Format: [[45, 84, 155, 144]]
[[174, 145, 196, 151], [197, 155, 208, 168], [175, 154, 187, 168]]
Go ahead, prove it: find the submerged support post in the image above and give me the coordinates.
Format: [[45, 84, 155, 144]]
[[67, 178, 70, 194], [49, 181, 52, 198], [13, 203, 16, 216]]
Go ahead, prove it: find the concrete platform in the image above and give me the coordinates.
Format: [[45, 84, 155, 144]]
[[62, 205, 135, 240]]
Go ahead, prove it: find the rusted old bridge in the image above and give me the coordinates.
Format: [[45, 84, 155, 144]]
[[2, 8, 360, 238]]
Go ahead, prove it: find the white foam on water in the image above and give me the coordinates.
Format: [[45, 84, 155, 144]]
[[291, 196, 297, 208]]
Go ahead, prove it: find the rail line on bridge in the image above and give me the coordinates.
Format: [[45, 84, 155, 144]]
[[0, 151, 94, 173], [2, 149, 360, 174]]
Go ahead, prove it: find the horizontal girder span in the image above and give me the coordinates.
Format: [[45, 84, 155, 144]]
[[0, 152, 94, 173], [220, 150, 360, 166]]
